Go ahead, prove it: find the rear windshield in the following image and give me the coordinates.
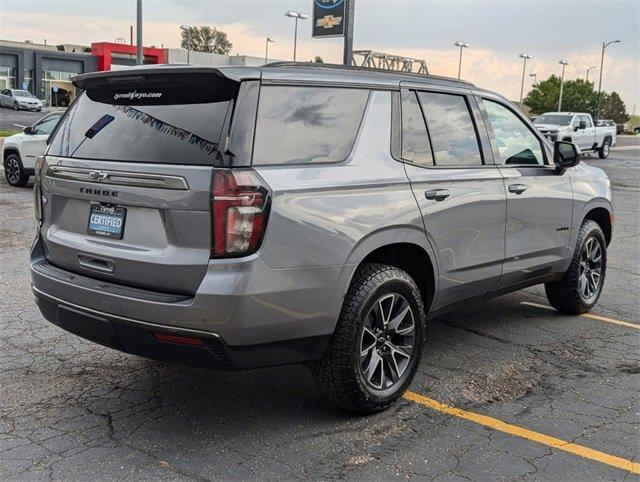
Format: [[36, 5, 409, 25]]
[[48, 73, 237, 165]]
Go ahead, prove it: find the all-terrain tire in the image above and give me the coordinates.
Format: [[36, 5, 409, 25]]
[[598, 138, 611, 159], [545, 220, 607, 314], [311, 263, 426, 413]]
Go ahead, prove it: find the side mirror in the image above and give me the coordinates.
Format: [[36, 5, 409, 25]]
[[579, 121, 587, 130], [23, 126, 34, 135], [554, 141, 581, 172]]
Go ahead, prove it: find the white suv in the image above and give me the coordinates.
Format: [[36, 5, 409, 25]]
[[3, 112, 63, 187]]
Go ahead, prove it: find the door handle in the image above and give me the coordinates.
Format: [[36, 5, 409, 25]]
[[425, 189, 451, 201], [508, 183, 527, 195]]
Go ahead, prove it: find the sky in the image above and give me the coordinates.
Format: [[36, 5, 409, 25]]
[[2, 0, 639, 111]]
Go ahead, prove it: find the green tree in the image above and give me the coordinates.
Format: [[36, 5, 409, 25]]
[[599, 91, 629, 123], [312, 55, 324, 63], [180, 26, 232, 55], [524, 75, 599, 117]]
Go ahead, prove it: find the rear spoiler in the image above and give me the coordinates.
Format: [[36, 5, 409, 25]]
[[72, 65, 261, 90]]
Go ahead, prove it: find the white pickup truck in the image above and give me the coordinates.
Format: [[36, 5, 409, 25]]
[[533, 112, 616, 158]]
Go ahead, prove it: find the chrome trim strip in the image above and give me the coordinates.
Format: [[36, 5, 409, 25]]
[[45, 165, 189, 190]]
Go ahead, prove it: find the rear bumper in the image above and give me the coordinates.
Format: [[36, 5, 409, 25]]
[[30, 234, 350, 368], [33, 288, 330, 369]]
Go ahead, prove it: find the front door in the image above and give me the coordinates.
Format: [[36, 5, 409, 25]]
[[479, 96, 573, 288], [399, 87, 506, 309], [22, 114, 61, 166], [572, 114, 596, 150]]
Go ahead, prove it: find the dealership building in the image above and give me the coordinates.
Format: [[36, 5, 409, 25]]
[[0, 39, 275, 107]]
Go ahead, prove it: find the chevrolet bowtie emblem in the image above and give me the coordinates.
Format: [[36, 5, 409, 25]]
[[316, 15, 343, 29], [89, 170, 109, 182]]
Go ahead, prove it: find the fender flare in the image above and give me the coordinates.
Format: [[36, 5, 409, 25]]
[[334, 225, 440, 309], [570, 197, 613, 250]]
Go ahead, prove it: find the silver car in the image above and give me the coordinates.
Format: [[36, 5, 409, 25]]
[[0, 88, 43, 111], [30, 64, 612, 412]]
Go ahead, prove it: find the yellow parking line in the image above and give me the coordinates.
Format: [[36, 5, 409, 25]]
[[521, 301, 639, 330], [403, 391, 640, 474]]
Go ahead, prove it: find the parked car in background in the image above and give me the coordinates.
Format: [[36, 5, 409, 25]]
[[534, 112, 616, 158], [0, 89, 43, 111], [3, 111, 63, 186], [30, 64, 613, 413], [634, 125, 640, 134], [51, 87, 72, 107]]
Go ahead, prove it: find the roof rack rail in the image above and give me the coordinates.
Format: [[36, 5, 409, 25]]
[[263, 61, 474, 86]]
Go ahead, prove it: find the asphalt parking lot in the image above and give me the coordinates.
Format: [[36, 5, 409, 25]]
[[0, 139, 638, 480], [0, 107, 65, 132]]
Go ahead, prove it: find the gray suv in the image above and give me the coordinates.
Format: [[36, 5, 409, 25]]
[[30, 64, 612, 412]]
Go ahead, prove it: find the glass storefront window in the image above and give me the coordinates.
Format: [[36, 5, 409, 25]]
[[23, 70, 33, 92], [0, 66, 16, 90], [41, 70, 77, 107]]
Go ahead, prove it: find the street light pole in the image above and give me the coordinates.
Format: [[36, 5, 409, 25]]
[[285, 11, 308, 62], [558, 60, 569, 111], [180, 25, 191, 64], [265, 37, 275, 64], [136, 0, 143, 65], [454, 41, 470, 79], [518, 53, 532, 106], [586, 66, 597, 82], [596, 40, 621, 121]]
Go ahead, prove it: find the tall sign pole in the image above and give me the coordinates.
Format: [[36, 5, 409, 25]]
[[136, 0, 143, 65], [343, 0, 354, 66]]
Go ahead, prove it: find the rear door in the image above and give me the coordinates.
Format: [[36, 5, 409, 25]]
[[399, 84, 506, 308], [478, 95, 573, 288], [41, 71, 252, 295]]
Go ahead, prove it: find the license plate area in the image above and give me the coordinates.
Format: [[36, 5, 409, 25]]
[[87, 204, 126, 239]]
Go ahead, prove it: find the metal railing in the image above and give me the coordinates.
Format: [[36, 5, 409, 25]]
[[351, 50, 429, 74]]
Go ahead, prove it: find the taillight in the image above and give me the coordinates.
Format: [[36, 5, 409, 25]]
[[211, 169, 270, 257], [34, 156, 45, 224]]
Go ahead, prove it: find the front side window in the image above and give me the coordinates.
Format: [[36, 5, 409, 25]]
[[33, 116, 61, 135], [483, 99, 545, 166], [252, 86, 369, 165], [401, 91, 433, 166], [417, 92, 483, 167], [580, 115, 592, 128]]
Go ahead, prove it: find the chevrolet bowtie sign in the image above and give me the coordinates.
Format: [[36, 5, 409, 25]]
[[312, 0, 346, 37]]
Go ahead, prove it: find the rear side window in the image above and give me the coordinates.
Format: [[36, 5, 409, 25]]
[[252, 86, 369, 165], [417, 92, 483, 167], [401, 90, 433, 166], [48, 73, 237, 165]]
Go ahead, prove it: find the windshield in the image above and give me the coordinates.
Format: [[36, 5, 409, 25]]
[[13, 90, 34, 97], [534, 114, 572, 126], [48, 74, 238, 165]]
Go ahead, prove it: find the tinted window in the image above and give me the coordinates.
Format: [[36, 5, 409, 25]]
[[580, 114, 592, 127], [483, 99, 545, 166], [401, 91, 433, 166], [48, 74, 236, 165], [252, 86, 369, 165], [417, 92, 483, 166]]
